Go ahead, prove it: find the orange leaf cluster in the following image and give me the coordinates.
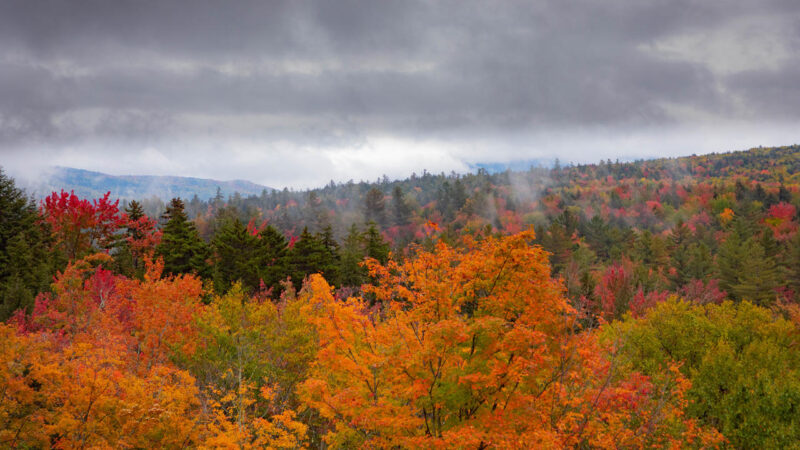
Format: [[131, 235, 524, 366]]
[[299, 230, 723, 448]]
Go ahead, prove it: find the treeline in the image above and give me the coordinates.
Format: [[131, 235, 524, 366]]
[[2, 227, 741, 448], [155, 197, 390, 297], [136, 144, 800, 313], [0, 174, 392, 321], [5, 145, 800, 319]]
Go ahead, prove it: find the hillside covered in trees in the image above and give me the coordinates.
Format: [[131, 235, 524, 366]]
[[2, 145, 800, 448], [17, 166, 273, 201]]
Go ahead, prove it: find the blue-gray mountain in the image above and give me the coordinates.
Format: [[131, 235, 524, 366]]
[[21, 167, 273, 201]]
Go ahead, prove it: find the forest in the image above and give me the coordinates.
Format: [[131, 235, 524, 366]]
[[2, 145, 800, 448]]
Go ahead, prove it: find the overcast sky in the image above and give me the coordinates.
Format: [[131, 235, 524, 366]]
[[0, 0, 798, 188]]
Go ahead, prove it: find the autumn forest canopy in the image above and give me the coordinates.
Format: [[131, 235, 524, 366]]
[[4, 145, 800, 448]]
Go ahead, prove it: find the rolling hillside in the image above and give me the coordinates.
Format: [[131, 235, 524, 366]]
[[19, 166, 273, 201]]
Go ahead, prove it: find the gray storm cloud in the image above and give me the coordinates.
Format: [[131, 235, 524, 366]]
[[0, 0, 798, 188]]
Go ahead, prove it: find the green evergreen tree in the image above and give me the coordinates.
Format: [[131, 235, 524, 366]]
[[126, 200, 145, 230], [633, 230, 668, 269], [304, 191, 328, 231], [340, 224, 367, 287], [436, 181, 454, 221], [668, 221, 693, 287], [0, 169, 55, 320], [786, 231, 800, 295], [363, 223, 390, 264], [581, 215, 613, 260], [731, 239, 780, 305], [254, 225, 289, 297], [718, 230, 779, 305], [317, 225, 341, 287], [717, 230, 745, 296], [212, 218, 260, 294], [112, 200, 147, 278], [287, 227, 338, 291], [156, 198, 211, 278], [392, 186, 412, 226], [539, 221, 574, 274], [684, 243, 713, 281], [364, 187, 387, 226], [452, 179, 468, 213]]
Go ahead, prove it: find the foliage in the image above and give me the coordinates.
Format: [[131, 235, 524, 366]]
[[187, 284, 309, 448], [156, 197, 211, 277], [7, 145, 800, 447], [0, 169, 55, 320], [40, 189, 125, 260], [299, 231, 722, 448], [606, 298, 800, 449]]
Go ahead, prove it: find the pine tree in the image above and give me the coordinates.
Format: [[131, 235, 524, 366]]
[[304, 191, 328, 231], [717, 230, 746, 297], [437, 181, 455, 221], [452, 179, 468, 213], [212, 218, 260, 294], [340, 224, 367, 287], [156, 198, 211, 278], [363, 223, 390, 264], [287, 227, 338, 291], [125, 201, 145, 234], [364, 187, 386, 226], [582, 215, 613, 260], [112, 200, 147, 277], [718, 231, 779, 305], [668, 221, 693, 287], [392, 186, 412, 226], [732, 239, 780, 305], [317, 225, 341, 287], [540, 221, 574, 274], [684, 243, 713, 281], [254, 225, 289, 297], [0, 169, 54, 320]]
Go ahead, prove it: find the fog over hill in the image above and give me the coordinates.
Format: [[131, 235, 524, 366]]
[[16, 166, 273, 201]]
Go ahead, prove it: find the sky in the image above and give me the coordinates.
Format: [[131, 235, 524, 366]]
[[0, 0, 798, 189]]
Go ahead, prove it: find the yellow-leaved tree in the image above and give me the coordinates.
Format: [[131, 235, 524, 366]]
[[299, 230, 723, 448]]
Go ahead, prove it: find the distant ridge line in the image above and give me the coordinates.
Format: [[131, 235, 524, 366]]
[[20, 166, 274, 201]]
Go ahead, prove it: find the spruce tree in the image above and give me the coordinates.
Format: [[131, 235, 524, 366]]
[[668, 220, 692, 287], [287, 227, 337, 291], [452, 179, 468, 213], [112, 200, 147, 278], [126, 201, 145, 233], [364, 188, 386, 226], [340, 224, 367, 287], [392, 186, 412, 226], [254, 225, 289, 296], [0, 169, 54, 320], [363, 223, 390, 264], [540, 221, 574, 274], [582, 215, 613, 260], [732, 239, 780, 305], [717, 229, 746, 297], [212, 218, 260, 294], [684, 243, 713, 281], [718, 231, 780, 305], [317, 225, 341, 286], [786, 230, 800, 295], [156, 198, 211, 278]]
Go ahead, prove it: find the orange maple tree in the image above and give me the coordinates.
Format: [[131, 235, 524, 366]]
[[299, 230, 723, 448], [2, 254, 308, 448]]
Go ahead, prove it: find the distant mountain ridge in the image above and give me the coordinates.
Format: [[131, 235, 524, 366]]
[[20, 167, 273, 201]]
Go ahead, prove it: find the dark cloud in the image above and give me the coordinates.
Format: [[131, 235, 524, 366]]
[[0, 0, 797, 187]]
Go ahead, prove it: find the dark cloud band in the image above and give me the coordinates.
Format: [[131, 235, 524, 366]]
[[0, 0, 797, 187]]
